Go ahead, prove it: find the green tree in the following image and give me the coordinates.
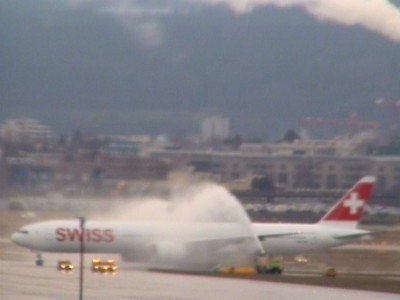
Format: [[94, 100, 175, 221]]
[[251, 176, 275, 191]]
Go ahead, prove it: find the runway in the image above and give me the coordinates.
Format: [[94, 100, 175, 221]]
[[1, 249, 399, 300], [1, 209, 400, 300]]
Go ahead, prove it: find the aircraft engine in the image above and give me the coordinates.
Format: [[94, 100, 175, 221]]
[[121, 252, 145, 262], [121, 246, 154, 262], [150, 241, 187, 267]]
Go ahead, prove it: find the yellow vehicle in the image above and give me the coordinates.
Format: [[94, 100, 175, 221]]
[[324, 267, 337, 277], [91, 258, 102, 272], [255, 257, 283, 275], [220, 267, 256, 275], [57, 260, 74, 271], [91, 258, 118, 273]]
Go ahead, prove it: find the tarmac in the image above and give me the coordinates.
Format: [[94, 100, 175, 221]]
[[1, 251, 400, 300], [1, 210, 400, 299], [1, 237, 400, 300]]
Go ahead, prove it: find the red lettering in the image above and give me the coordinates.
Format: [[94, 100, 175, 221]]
[[91, 229, 102, 242], [103, 229, 115, 243], [67, 228, 82, 242], [55, 227, 115, 243], [85, 229, 91, 242], [55, 228, 66, 242]]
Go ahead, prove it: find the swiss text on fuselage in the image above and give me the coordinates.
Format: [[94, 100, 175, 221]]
[[55, 228, 115, 243]]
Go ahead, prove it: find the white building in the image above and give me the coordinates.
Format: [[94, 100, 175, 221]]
[[0, 118, 56, 143], [200, 115, 230, 143], [240, 135, 371, 157]]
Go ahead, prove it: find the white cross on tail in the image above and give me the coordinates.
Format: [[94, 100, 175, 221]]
[[343, 192, 364, 215]]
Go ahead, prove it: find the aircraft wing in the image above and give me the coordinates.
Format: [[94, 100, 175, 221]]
[[257, 233, 298, 241], [155, 232, 298, 245], [332, 231, 381, 240], [169, 235, 257, 245]]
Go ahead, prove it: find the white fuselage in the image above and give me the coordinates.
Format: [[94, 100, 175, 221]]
[[10, 176, 375, 271], [11, 219, 367, 256], [253, 222, 366, 255]]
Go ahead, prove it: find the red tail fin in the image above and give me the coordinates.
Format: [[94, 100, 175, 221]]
[[319, 176, 375, 224]]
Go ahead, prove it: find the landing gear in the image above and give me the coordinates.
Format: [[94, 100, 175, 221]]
[[35, 253, 44, 266], [255, 253, 283, 275], [255, 251, 268, 274]]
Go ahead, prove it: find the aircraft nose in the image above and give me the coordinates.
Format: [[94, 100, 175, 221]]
[[10, 231, 26, 247], [11, 232, 20, 243]]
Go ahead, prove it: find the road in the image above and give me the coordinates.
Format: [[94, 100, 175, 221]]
[[1, 247, 399, 300], [1, 210, 400, 299]]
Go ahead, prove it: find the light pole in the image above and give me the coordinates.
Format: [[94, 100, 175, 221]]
[[78, 217, 85, 300]]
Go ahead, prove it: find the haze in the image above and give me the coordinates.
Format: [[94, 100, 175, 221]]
[[1, 0, 400, 139]]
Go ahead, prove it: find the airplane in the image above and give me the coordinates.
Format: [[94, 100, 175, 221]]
[[11, 176, 376, 271], [253, 175, 376, 256]]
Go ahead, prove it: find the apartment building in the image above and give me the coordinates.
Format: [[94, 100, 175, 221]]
[[148, 148, 400, 195]]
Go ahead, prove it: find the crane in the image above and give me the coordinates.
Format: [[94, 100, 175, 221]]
[[302, 113, 378, 136], [375, 98, 400, 132]]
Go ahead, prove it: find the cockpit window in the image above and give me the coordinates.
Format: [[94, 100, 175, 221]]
[[18, 230, 29, 234]]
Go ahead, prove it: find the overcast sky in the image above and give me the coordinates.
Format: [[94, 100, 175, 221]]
[[1, 0, 400, 139]]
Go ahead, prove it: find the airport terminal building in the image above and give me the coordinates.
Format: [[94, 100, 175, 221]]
[[1, 122, 400, 198], [148, 139, 400, 196]]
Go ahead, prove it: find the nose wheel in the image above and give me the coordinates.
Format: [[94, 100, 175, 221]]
[[35, 253, 44, 266], [255, 252, 268, 274]]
